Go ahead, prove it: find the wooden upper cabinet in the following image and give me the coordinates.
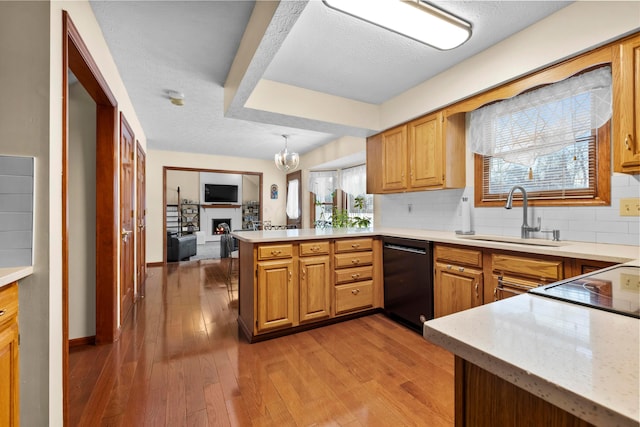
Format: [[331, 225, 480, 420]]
[[367, 110, 465, 194], [381, 125, 408, 191], [613, 32, 640, 174], [409, 112, 443, 188]]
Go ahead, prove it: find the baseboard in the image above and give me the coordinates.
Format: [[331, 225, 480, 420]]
[[147, 261, 164, 267], [69, 336, 96, 348]]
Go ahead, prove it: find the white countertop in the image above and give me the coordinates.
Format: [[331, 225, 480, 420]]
[[424, 292, 640, 427], [0, 266, 33, 288], [232, 227, 639, 263]]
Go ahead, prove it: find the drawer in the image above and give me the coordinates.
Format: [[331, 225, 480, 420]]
[[335, 238, 373, 253], [257, 244, 293, 260], [334, 251, 373, 269], [335, 281, 373, 315], [334, 265, 373, 285], [434, 244, 482, 268], [299, 241, 330, 256], [0, 282, 18, 327], [492, 253, 563, 281]]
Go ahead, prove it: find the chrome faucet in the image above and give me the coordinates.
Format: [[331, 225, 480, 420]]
[[505, 186, 540, 239]]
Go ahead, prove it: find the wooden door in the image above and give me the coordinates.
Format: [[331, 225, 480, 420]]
[[381, 125, 407, 191], [0, 283, 19, 427], [286, 170, 302, 229], [119, 114, 135, 324], [256, 259, 295, 332], [136, 142, 146, 298], [614, 34, 640, 173], [434, 262, 483, 318], [409, 112, 443, 188], [299, 255, 331, 323]]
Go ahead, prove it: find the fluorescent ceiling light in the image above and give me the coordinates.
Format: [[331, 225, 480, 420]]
[[322, 0, 472, 50]]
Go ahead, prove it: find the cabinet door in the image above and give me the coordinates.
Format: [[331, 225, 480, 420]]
[[257, 259, 295, 332], [299, 256, 331, 323], [382, 125, 408, 191], [409, 112, 443, 188], [0, 322, 19, 427], [434, 262, 483, 318], [614, 34, 640, 173]]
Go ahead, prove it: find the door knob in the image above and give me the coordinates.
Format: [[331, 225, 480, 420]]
[[121, 228, 132, 241]]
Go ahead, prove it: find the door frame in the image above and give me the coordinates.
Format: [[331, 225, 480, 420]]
[[162, 166, 263, 263], [62, 11, 119, 425], [136, 141, 147, 298]]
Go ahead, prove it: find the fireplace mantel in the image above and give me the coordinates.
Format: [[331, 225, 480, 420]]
[[201, 204, 241, 209]]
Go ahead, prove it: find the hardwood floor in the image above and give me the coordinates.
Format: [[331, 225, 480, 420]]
[[69, 259, 454, 426]]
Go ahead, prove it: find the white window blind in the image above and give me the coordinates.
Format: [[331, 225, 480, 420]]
[[469, 66, 612, 200]]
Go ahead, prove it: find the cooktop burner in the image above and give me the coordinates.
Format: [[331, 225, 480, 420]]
[[529, 266, 640, 318]]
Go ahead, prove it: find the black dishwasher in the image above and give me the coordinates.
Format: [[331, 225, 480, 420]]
[[383, 237, 433, 333]]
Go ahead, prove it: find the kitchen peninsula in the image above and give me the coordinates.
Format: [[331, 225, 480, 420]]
[[233, 227, 639, 426]]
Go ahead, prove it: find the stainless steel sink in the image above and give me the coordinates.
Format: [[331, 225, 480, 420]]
[[456, 234, 566, 247]]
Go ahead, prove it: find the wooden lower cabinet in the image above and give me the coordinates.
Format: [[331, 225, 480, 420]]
[[0, 282, 19, 427], [239, 238, 381, 341], [455, 357, 593, 427], [256, 259, 295, 332], [299, 255, 331, 323], [434, 263, 483, 318], [434, 244, 483, 317]]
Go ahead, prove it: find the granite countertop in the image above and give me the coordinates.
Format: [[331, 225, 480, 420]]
[[0, 266, 33, 288], [423, 289, 640, 427], [232, 227, 639, 263]]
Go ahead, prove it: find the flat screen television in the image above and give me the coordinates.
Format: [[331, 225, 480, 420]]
[[204, 184, 238, 203]]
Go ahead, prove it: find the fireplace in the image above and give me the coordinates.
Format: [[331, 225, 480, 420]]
[[212, 218, 231, 234]]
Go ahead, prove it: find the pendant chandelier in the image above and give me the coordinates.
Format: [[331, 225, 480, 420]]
[[274, 134, 299, 172]]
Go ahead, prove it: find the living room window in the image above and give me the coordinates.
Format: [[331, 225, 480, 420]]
[[471, 66, 612, 207]]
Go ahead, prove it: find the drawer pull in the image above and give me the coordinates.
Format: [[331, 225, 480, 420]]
[[351, 259, 360, 265], [351, 289, 360, 295], [352, 243, 360, 249], [312, 246, 319, 252], [458, 267, 464, 272], [271, 250, 282, 255], [0, 310, 4, 316], [351, 273, 360, 279], [446, 265, 452, 270], [475, 282, 479, 297]]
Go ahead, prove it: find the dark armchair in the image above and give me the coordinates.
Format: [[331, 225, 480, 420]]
[[167, 232, 197, 262]]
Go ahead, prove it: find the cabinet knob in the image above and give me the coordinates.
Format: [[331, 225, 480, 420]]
[[271, 250, 281, 255], [0, 310, 5, 316], [446, 265, 452, 270], [458, 267, 465, 272], [351, 259, 360, 264], [352, 243, 360, 249], [351, 273, 360, 279], [475, 282, 479, 297], [351, 289, 360, 295], [624, 134, 633, 151]]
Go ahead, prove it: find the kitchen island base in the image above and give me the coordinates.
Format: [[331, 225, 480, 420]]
[[456, 357, 594, 426]]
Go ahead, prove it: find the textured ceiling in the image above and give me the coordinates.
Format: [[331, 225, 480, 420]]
[[90, 0, 571, 162]]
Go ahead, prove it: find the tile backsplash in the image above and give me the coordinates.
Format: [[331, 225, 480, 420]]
[[0, 155, 34, 267], [379, 173, 640, 246]]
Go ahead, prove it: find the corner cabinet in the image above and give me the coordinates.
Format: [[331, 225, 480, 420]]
[[613, 32, 640, 174], [0, 282, 19, 427], [238, 237, 382, 342], [367, 111, 466, 194]]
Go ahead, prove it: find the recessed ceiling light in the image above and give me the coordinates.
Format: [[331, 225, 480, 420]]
[[322, 0, 472, 50]]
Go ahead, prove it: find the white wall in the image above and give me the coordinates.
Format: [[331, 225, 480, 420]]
[[147, 149, 286, 263], [68, 81, 97, 340]]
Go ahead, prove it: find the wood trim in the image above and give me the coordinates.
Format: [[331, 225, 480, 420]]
[[63, 10, 119, 426], [68, 336, 96, 348], [147, 261, 164, 267], [446, 45, 613, 116]]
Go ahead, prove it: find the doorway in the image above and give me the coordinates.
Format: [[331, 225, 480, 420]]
[[163, 167, 262, 263], [63, 11, 120, 425]]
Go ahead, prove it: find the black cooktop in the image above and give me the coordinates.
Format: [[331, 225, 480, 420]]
[[529, 266, 640, 318]]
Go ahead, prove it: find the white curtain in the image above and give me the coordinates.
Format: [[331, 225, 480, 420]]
[[286, 179, 299, 219], [469, 66, 612, 167], [340, 164, 366, 196], [308, 170, 337, 201]]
